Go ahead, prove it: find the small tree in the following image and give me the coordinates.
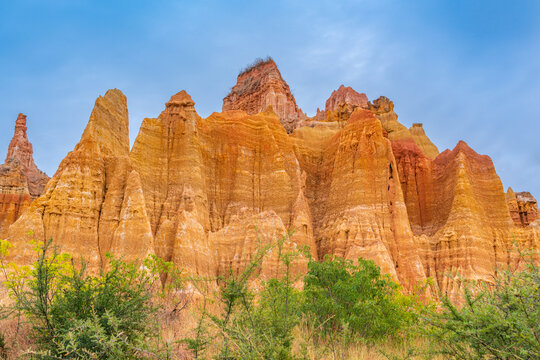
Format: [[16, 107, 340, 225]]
[[184, 233, 304, 360], [302, 256, 418, 348], [425, 250, 540, 359], [0, 238, 178, 359]]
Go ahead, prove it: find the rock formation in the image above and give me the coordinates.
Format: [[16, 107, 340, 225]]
[[506, 189, 538, 227], [223, 57, 306, 133], [0, 114, 49, 238], [409, 123, 439, 159], [391, 139, 539, 297], [314, 85, 369, 122], [4, 59, 538, 299], [130, 91, 214, 279], [325, 85, 368, 112], [293, 109, 426, 288], [5, 114, 49, 198], [367, 96, 439, 159], [131, 92, 316, 280], [7, 90, 153, 269], [0, 159, 32, 239]]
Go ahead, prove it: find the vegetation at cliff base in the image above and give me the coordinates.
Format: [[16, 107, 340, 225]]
[[0, 239, 178, 359], [423, 250, 540, 359], [0, 236, 539, 359]]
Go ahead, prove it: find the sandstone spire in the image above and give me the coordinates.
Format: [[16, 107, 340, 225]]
[[367, 96, 439, 159], [222, 57, 306, 133], [2, 61, 538, 300], [5, 113, 49, 197], [313, 85, 369, 123], [0, 113, 49, 237], [325, 85, 368, 113], [7, 89, 153, 270]]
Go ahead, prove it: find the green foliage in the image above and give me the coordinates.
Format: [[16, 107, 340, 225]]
[[0, 332, 6, 360], [0, 239, 177, 359], [184, 233, 304, 360], [425, 250, 540, 360], [302, 256, 418, 344]]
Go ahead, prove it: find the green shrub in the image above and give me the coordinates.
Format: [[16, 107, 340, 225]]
[[1, 239, 175, 359], [302, 256, 418, 345], [425, 251, 540, 359], [185, 234, 304, 360]]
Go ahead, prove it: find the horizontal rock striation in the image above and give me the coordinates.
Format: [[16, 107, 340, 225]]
[[7, 90, 153, 269], [222, 57, 306, 133], [5, 59, 538, 298], [0, 114, 49, 238]]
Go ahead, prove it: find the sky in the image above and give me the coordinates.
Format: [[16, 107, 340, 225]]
[[1, 0, 539, 196]]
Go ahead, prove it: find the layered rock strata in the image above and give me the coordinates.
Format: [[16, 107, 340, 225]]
[[222, 58, 306, 133], [0, 114, 49, 237], [506, 189, 538, 227], [367, 96, 439, 159], [314, 85, 369, 123], [4, 59, 538, 298], [7, 90, 153, 269], [293, 109, 427, 289], [391, 139, 538, 297], [132, 92, 316, 280]]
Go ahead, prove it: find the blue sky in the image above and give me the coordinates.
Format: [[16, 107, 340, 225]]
[[1, 0, 539, 196]]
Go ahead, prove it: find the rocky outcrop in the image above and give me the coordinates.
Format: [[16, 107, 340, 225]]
[[517, 192, 538, 226], [5, 114, 49, 198], [507, 189, 538, 227], [0, 159, 32, 238], [325, 85, 368, 112], [7, 90, 153, 269], [222, 58, 306, 133], [409, 123, 439, 159], [367, 96, 411, 141], [131, 92, 316, 280], [314, 85, 369, 122], [4, 59, 538, 298], [199, 108, 317, 278], [0, 114, 49, 238], [390, 139, 537, 297], [367, 97, 439, 159], [391, 139, 434, 234], [293, 109, 427, 289], [130, 91, 214, 279]]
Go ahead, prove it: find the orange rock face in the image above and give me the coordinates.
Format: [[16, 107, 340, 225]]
[[325, 85, 368, 112], [409, 123, 439, 159], [0, 114, 49, 238], [4, 59, 538, 298], [391, 139, 538, 297], [293, 109, 426, 288], [7, 90, 153, 269], [314, 85, 368, 121], [506, 189, 538, 226], [222, 58, 306, 133], [367, 97, 439, 159], [0, 159, 32, 238]]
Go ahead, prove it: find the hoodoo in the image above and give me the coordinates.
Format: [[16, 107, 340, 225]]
[[0, 114, 49, 237], [223, 57, 306, 133], [6, 90, 154, 269], [4, 59, 539, 298]]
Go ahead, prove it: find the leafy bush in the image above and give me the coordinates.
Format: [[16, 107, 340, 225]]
[[425, 251, 540, 359], [302, 256, 418, 345], [185, 234, 304, 360], [1, 239, 176, 359]]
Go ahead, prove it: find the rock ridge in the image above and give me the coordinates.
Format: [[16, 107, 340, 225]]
[[4, 60, 538, 299]]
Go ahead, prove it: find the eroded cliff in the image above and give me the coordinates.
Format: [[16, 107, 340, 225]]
[[4, 59, 538, 298], [223, 57, 306, 133], [0, 114, 49, 238]]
